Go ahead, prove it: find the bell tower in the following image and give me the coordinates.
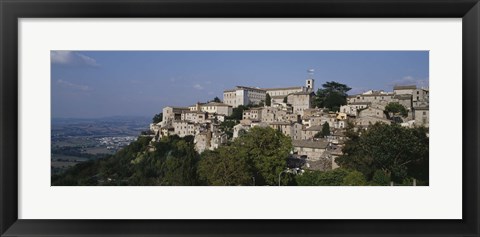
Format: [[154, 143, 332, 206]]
[[306, 69, 315, 92]]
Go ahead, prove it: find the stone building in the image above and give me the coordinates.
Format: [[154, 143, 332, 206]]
[[173, 121, 197, 137], [354, 116, 391, 127], [292, 140, 329, 161], [223, 86, 266, 107], [393, 85, 417, 95], [269, 121, 292, 137], [242, 107, 262, 121], [232, 123, 250, 140], [413, 88, 429, 107], [414, 106, 429, 127], [189, 102, 233, 116], [358, 107, 386, 119], [263, 121, 303, 140], [347, 91, 394, 105], [302, 125, 323, 140], [162, 106, 190, 124], [194, 131, 212, 153], [224, 79, 315, 107], [287, 91, 314, 116]]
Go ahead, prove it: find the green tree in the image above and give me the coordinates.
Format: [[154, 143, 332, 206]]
[[321, 122, 331, 137], [336, 123, 429, 183], [212, 96, 221, 103], [266, 93, 272, 106], [198, 147, 252, 185], [370, 170, 391, 186], [312, 81, 351, 112], [219, 120, 237, 139], [385, 102, 408, 119], [233, 126, 292, 185], [228, 105, 248, 120], [342, 170, 367, 186], [314, 122, 331, 138], [295, 169, 351, 186], [152, 113, 163, 123]]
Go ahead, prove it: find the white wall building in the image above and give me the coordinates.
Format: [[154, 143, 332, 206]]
[[223, 86, 266, 107]]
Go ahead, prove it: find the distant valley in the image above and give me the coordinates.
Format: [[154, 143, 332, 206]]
[[51, 116, 151, 174]]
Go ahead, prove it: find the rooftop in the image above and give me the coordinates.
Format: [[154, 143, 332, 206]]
[[394, 85, 417, 90], [166, 106, 190, 111], [291, 91, 314, 96], [348, 93, 394, 98], [348, 102, 372, 105], [262, 86, 304, 91], [394, 94, 412, 99], [203, 102, 232, 107], [292, 140, 329, 149], [270, 121, 291, 125], [305, 125, 323, 131]]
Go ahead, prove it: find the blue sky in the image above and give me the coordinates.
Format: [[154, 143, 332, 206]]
[[51, 51, 429, 118]]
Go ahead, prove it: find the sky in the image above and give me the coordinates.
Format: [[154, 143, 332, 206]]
[[51, 51, 429, 118]]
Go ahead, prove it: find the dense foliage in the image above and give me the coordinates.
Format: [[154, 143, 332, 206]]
[[212, 97, 222, 103], [312, 81, 351, 112], [152, 113, 163, 123], [265, 93, 272, 106], [52, 136, 200, 186], [295, 169, 366, 186], [52, 121, 428, 186], [336, 123, 429, 184], [227, 105, 249, 120], [52, 127, 293, 186], [385, 102, 408, 119], [199, 126, 293, 186]]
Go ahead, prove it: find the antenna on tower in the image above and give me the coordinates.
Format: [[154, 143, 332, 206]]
[[307, 69, 315, 79]]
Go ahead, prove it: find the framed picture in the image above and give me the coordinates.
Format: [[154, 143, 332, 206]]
[[1, 0, 479, 236]]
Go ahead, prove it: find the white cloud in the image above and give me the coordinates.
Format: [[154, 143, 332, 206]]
[[193, 84, 204, 90], [57, 79, 90, 91], [51, 51, 99, 67], [389, 76, 429, 88]]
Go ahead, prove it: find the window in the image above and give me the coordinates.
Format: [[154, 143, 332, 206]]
[[423, 111, 426, 115]]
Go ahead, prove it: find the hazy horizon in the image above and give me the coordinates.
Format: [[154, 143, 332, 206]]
[[51, 50, 429, 118]]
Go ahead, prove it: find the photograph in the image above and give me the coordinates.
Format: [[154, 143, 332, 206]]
[[51, 50, 429, 186]]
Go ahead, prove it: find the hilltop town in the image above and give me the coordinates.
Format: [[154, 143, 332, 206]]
[[149, 76, 429, 172]]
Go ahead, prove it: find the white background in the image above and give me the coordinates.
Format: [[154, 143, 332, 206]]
[[19, 19, 462, 219]]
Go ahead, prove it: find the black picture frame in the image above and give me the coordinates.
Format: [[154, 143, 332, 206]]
[[1, 0, 479, 236]]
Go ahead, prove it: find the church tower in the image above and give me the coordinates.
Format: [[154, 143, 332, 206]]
[[306, 69, 315, 92]]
